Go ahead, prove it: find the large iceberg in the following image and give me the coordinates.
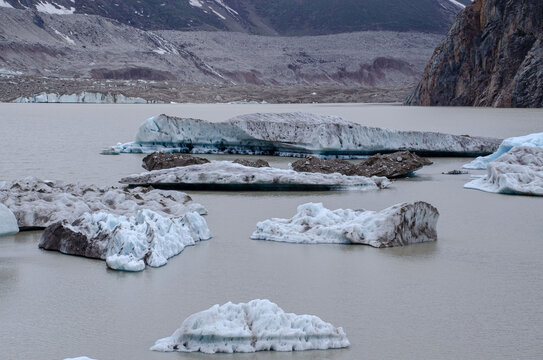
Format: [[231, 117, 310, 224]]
[[120, 161, 391, 191], [0, 177, 206, 229], [0, 203, 19, 236], [113, 113, 500, 157], [40, 209, 211, 271], [464, 132, 543, 170], [151, 299, 349, 353], [251, 202, 439, 248], [464, 146, 543, 196]]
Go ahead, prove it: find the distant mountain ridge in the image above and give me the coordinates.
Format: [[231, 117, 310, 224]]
[[0, 0, 471, 35]]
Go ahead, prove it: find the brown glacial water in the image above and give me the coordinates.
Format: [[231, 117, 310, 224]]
[[0, 103, 542, 360]]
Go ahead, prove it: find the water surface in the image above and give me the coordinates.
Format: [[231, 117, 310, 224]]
[[0, 104, 542, 360]]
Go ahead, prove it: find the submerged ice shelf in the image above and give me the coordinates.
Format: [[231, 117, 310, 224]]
[[151, 299, 349, 353], [112, 112, 500, 157], [120, 161, 391, 191], [464, 132, 543, 170], [40, 209, 211, 271], [251, 202, 439, 248], [464, 146, 543, 196], [0, 177, 206, 229]]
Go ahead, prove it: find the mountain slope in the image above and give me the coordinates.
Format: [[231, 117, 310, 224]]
[[406, 0, 543, 107], [1, 0, 468, 35]]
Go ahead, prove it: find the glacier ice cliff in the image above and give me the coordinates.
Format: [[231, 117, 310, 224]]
[[39, 209, 211, 271], [120, 161, 391, 191], [13, 91, 162, 104], [464, 146, 543, 196], [464, 132, 543, 170], [113, 112, 500, 157], [0, 177, 206, 229], [251, 202, 439, 248], [0, 203, 18, 236], [151, 299, 349, 353]]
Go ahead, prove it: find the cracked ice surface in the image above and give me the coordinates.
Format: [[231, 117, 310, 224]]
[[0, 177, 206, 229], [151, 299, 349, 353], [251, 201, 439, 248]]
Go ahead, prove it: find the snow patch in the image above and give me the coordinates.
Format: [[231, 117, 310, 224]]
[[463, 132, 543, 170], [188, 0, 203, 7], [214, 0, 238, 15], [53, 28, 75, 45], [0, 203, 18, 237], [464, 146, 543, 196], [251, 202, 439, 247], [209, 6, 226, 20], [0, 0, 14, 8], [120, 161, 391, 191], [448, 0, 466, 8], [151, 299, 349, 353], [35, 1, 75, 14]]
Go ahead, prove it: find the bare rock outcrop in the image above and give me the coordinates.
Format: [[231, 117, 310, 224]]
[[406, 0, 543, 107], [142, 152, 210, 171], [290, 151, 432, 178]]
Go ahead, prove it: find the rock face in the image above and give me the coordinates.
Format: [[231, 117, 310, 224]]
[[120, 161, 391, 191], [113, 113, 500, 157], [0, 177, 206, 229], [232, 159, 270, 168], [251, 202, 439, 248], [464, 146, 543, 196], [0, 203, 18, 236], [151, 299, 350, 353], [290, 151, 432, 178], [464, 132, 543, 169], [142, 152, 210, 171], [406, 0, 543, 107], [39, 209, 211, 271]]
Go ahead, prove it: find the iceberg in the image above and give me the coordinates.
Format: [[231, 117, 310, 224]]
[[463, 132, 543, 170], [251, 202, 439, 248], [151, 299, 349, 353], [120, 161, 391, 191], [0, 203, 19, 236], [464, 146, 543, 196], [12, 92, 163, 104], [40, 209, 211, 271], [113, 113, 500, 157], [0, 177, 206, 229], [64, 357, 97, 360]]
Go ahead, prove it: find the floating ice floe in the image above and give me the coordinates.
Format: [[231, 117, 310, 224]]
[[40, 209, 211, 271], [151, 299, 349, 353], [120, 161, 391, 191], [0, 203, 18, 237], [112, 112, 500, 157], [251, 202, 439, 248], [464, 146, 543, 196], [64, 357, 98, 360], [463, 132, 543, 170], [0, 177, 206, 229]]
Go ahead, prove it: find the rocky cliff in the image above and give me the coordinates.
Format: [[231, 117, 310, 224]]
[[406, 0, 543, 107]]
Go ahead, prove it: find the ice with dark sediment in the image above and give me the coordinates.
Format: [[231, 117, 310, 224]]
[[0, 177, 206, 229], [0, 203, 18, 236], [463, 132, 543, 170], [464, 146, 543, 196], [119, 161, 391, 191], [251, 201, 439, 248], [151, 299, 350, 353], [112, 112, 501, 157], [40, 209, 211, 271]]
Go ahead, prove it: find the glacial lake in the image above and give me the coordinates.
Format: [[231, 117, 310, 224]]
[[1, 103, 542, 360]]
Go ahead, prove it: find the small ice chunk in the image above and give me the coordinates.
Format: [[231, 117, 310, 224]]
[[251, 201, 439, 248], [464, 146, 543, 196], [0, 203, 19, 236], [151, 299, 349, 353]]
